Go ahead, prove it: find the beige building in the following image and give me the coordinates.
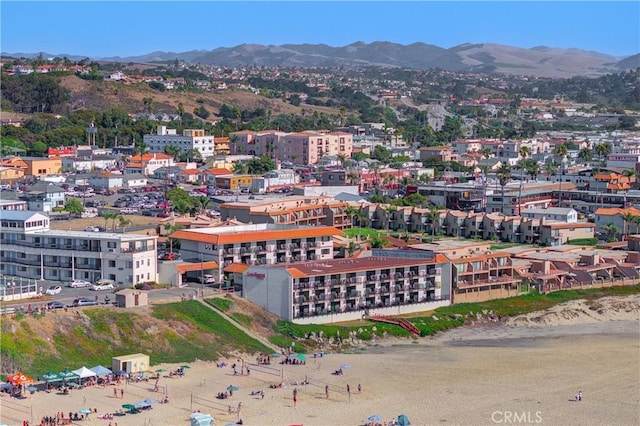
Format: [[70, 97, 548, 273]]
[[115, 289, 149, 308], [112, 353, 150, 374], [22, 157, 62, 177]]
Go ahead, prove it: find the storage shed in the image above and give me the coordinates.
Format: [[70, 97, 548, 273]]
[[112, 353, 150, 374], [115, 289, 148, 308]]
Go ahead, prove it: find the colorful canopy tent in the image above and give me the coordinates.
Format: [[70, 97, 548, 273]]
[[58, 370, 80, 381], [72, 366, 97, 380], [38, 372, 63, 383], [89, 365, 112, 376], [7, 372, 34, 386]]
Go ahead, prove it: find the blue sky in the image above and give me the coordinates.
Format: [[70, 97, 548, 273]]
[[2, 1, 639, 58]]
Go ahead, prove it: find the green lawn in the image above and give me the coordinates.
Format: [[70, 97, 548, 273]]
[[567, 238, 599, 246], [344, 227, 384, 238]]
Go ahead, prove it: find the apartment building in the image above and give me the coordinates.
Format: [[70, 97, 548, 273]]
[[171, 224, 342, 282], [486, 181, 577, 216], [0, 211, 158, 286], [229, 130, 353, 165], [219, 196, 351, 229], [144, 126, 215, 159], [242, 250, 452, 323], [511, 246, 640, 290]]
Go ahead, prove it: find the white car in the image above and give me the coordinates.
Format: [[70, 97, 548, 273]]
[[45, 286, 62, 295], [92, 283, 115, 291], [69, 279, 92, 288]]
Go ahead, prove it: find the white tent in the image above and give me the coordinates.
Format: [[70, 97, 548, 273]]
[[72, 366, 97, 379]]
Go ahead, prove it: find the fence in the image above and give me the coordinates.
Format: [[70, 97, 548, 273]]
[[190, 394, 238, 414], [0, 396, 34, 424], [542, 277, 639, 294], [0, 275, 39, 301]]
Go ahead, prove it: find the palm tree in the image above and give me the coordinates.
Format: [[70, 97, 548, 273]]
[[346, 241, 359, 257], [427, 206, 440, 241], [497, 163, 511, 215], [164, 223, 184, 254], [164, 145, 181, 161], [481, 147, 492, 159], [622, 212, 636, 240], [578, 147, 592, 163], [527, 162, 541, 181], [101, 210, 114, 230], [603, 223, 620, 242], [595, 143, 610, 164], [555, 143, 568, 159], [118, 216, 132, 233], [385, 205, 397, 235], [345, 205, 359, 228], [517, 146, 530, 215], [110, 212, 121, 232], [176, 102, 185, 125], [193, 195, 210, 214], [545, 161, 559, 179]]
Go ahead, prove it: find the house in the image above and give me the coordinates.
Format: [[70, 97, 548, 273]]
[[124, 153, 174, 176], [123, 173, 147, 189], [111, 353, 149, 374], [21, 157, 62, 177], [20, 181, 66, 212], [0, 166, 25, 184], [251, 169, 298, 193], [86, 172, 124, 190], [538, 222, 595, 246], [178, 168, 202, 184], [115, 289, 149, 308], [521, 207, 578, 223], [594, 207, 640, 236], [202, 168, 233, 185]]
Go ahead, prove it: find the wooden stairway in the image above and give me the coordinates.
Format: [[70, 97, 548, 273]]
[[369, 315, 420, 336]]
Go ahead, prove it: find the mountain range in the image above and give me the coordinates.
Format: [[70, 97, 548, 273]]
[[4, 41, 639, 78]]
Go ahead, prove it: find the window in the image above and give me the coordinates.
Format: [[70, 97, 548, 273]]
[[109, 260, 116, 267]]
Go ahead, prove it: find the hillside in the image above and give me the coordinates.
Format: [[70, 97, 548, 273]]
[[57, 75, 341, 119]]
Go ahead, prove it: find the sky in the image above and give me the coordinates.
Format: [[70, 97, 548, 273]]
[[1, 1, 639, 58]]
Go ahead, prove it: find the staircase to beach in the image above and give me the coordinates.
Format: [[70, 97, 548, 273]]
[[369, 315, 421, 336]]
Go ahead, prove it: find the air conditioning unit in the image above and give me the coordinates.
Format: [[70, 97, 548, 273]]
[[109, 249, 115, 252]]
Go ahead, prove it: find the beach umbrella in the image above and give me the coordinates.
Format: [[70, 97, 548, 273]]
[[79, 409, 92, 415], [155, 368, 166, 373], [59, 370, 80, 381], [122, 404, 136, 410], [114, 370, 127, 376], [340, 364, 351, 369], [297, 354, 306, 361], [144, 398, 157, 405], [134, 401, 150, 408], [270, 352, 281, 357], [180, 365, 191, 369], [397, 414, 411, 426], [226, 385, 239, 391], [368, 415, 383, 422]]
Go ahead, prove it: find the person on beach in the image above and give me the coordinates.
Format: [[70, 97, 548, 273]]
[[576, 391, 583, 401], [113, 388, 117, 398], [325, 384, 329, 399], [358, 383, 362, 394], [120, 389, 124, 399], [347, 384, 351, 402]]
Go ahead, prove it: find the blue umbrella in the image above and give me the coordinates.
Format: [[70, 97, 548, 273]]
[[144, 398, 157, 405], [340, 364, 352, 369], [368, 414, 382, 422], [397, 414, 411, 426], [134, 401, 150, 408], [89, 365, 112, 376], [79, 409, 92, 415]]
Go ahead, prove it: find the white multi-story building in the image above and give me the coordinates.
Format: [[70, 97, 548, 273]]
[[242, 250, 452, 323], [171, 224, 342, 282], [0, 211, 158, 286], [144, 126, 215, 159]]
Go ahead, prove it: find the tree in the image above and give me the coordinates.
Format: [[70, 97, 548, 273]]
[[622, 212, 637, 239], [517, 146, 530, 215], [603, 223, 620, 242], [497, 163, 512, 215], [167, 187, 194, 214], [372, 145, 392, 163], [578, 148, 593, 162], [193, 195, 210, 214], [164, 223, 185, 253], [369, 235, 387, 249], [164, 145, 181, 161], [555, 143, 568, 158], [346, 241, 359, 257], [241, 156, 276, 175], [118, 216, 132, 233], [109, 212, 121, 232], [176, 102, 185, 124], [595, 143, 611, 163], [30, 141, 48, 156], [101, 210, 115, 230], [64, 198, 84, 214], [427, 206, 440, 241], [545, 161, 559, 178], [481, 147, 492, 159]]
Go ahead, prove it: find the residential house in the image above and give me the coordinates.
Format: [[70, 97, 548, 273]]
[[124, 153, 174, 176], [419, 146, 452, 163], [251, 169, 298, 193], [202, 168, 233, 186], [20, 181, 66, 212], [521, 207, 578, 223], [594, 207, 640, 236], [22, 157, 62, 178]]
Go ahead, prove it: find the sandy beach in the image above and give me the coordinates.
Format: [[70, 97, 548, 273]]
[[2, 295, 638, 426]]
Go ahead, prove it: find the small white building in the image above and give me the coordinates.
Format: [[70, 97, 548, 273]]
[[521, 207, 578, 223], [251, 169, 298, 193], [112, 353, 150, 374]]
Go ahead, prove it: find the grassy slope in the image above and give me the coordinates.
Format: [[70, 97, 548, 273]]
[[2, 286, 638, 377]]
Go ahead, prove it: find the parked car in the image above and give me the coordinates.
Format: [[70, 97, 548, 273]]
[[68, 279, 92, 288], [160, 252, 179, 260], [45, 285, 62, 295], [46, 301, 67, 310], [72, 298, 99, 307], [199, 274, 216, 284], [92, 280, 116, 291]]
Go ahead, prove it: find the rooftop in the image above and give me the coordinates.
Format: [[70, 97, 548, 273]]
[[171, 224, 342, 244]]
